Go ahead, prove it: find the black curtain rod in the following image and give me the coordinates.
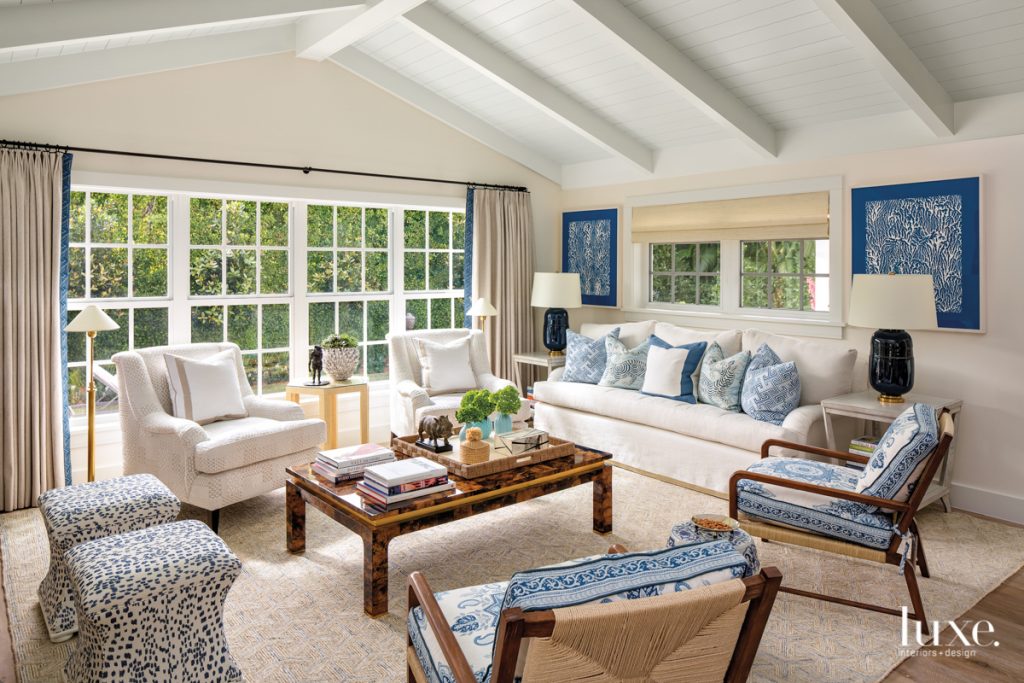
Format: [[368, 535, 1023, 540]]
[[0, 138, 529, 193]]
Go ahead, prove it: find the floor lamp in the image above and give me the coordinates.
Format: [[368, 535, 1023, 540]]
[[65, 305, 119, 482]]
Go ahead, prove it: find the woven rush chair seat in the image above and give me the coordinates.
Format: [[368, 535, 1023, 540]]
[[65, 520, 242, 683], [36, 474, 179, 642]]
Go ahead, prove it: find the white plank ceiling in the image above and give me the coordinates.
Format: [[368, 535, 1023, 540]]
[[3, 0, 1024, 181]]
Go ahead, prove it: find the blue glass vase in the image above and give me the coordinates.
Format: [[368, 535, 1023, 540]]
[[493, 413, 514, 435], [460, 420, 492, 441]]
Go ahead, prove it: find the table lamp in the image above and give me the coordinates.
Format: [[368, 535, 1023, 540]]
[[467, 297, 498, 335], [65, 305, 120, 481], [530, 272, 582, 356], [848, 274, 937, 404]]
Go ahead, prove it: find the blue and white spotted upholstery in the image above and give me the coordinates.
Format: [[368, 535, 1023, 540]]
[[735, 457, 895, 549], [64, 520, 242, 683], [408, 538, 756, 683], [36, 474, 179, 642]]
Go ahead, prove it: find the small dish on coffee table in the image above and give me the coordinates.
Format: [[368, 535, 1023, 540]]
[[691, 514, 739, 534]]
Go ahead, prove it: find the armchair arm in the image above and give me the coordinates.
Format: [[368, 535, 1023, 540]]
[[140, 413, 208, 450], [244, 395, 304, 421], [476, 373, 514, 393], [780, 405, 823, 439], [728, 470, 908, 512], [407, 572, 476, 683], [760, 439, 870, 464]]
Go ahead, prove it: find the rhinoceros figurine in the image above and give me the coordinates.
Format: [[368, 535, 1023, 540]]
[[417, 415, 454, 452]]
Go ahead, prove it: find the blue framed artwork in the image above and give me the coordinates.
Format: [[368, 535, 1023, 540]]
[[852, 177, 981, 331], [562, 208, 617, 307]]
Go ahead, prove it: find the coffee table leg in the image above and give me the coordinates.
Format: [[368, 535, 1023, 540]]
[[593, 464, 613, 533], [363, 530, 391, 616], [286, 480, 306, 553]]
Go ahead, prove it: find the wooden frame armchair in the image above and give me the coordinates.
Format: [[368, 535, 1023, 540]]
[[406, 544, 783, 683], [729, 410, 954, 634]]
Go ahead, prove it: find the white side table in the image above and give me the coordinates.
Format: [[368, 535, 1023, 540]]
[[512, 351, 566, 392], [820, 390, 962, 512]]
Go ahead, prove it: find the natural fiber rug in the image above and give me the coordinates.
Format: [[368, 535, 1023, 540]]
[[3, 468, 1023, 682]]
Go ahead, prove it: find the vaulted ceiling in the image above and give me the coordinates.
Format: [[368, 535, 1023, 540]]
[[3, 0, 1024, 186]]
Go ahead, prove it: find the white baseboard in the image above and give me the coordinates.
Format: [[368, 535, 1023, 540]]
[[951, 483, 1024, 525]]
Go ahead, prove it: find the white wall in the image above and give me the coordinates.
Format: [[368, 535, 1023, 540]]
[[560, 135, 1024, 523], [0, 53, 563, 483]]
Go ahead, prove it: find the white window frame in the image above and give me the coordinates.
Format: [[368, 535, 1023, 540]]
[[623, 176, 844, 339]]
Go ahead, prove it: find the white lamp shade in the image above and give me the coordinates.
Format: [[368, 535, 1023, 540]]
[[66, 305, 120, 333], [467, 297, 498, 317], [848, 274, 937, 330], [531, 272, 582, 309]]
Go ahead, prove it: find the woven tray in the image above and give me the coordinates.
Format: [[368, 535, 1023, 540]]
[[391, 433, 576, 479]]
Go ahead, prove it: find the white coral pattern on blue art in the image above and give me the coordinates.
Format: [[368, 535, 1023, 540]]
[[698, 342, 750, 412], [865, 195, 962, 314], [567, 218, 612, 298], [598, 335, 650, 390], [856, 403, 939, 504], [735, 457, 895, 549], [563, 328, 619, 384], [741, 344, 800, 425]]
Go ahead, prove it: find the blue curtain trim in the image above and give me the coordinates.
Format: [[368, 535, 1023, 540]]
[[60, 153, 73, 486]]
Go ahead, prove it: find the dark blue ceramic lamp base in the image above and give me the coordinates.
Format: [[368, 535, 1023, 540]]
[[869, 328, 914, 403], [543, 307, 569, 356]]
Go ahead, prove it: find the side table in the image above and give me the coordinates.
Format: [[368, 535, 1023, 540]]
[[820, 390, 962, 512], [285, 378, 369, 450], [512, 351, 565, 392]]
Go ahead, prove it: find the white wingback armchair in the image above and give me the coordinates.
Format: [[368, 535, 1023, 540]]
[[112, 343, 325, 531], [387, 329, 531, 437]]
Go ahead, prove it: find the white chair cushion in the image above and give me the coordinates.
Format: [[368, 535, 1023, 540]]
[[741, 330, 856, 406], [164, 349, 246, 425], [194, 417, 325, 474], [416, 336, 478, 396], [580, 320, 655, 349]]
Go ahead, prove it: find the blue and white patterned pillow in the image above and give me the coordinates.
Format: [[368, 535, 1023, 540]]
[[741, 344, 801, 425], [598, 335, 651, 391], [856, 403, 939, 504], [640, 337, 706, 403], [697, 342, 750, 411], [562, 327, 619, 384]]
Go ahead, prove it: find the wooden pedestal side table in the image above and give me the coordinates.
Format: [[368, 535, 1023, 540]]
[[821, 390, 962, 512], [285, 378, 369, 450]]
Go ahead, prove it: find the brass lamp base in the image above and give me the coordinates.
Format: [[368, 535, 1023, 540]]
[[878, 394, 906, 405], [547, 350, 565, 357]]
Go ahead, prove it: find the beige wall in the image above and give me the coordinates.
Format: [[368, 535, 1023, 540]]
[[560, 135, 1024, 522]]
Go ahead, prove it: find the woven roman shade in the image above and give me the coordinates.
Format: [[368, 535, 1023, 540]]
[[632, 191, 829, 242]]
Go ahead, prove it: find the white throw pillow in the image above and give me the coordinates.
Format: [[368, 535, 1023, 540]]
[[164, 349, 247, 425], [417, 336, 478, 395]]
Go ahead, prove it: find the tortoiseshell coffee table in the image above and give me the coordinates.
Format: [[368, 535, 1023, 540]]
[[285, 444, 612, 616]]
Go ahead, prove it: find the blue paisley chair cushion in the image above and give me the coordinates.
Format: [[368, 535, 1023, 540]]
[[562, 327, 619, 384], [735, 457, 895, 549], [598, 335, 652, 391], [697, 342, 751, 412], [741, 344, 801, 425], [856, 403, 939, 504]]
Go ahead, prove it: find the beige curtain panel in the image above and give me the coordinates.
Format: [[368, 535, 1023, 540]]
[[471, 189, 535, 381], [0, 149, 66, 511]]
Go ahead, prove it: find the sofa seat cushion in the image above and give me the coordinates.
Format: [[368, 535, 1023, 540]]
[[735, 457, 895, 549], [534, 381, 793, 452], [194, 417, 324, 474], [408, 580, 507, 683]]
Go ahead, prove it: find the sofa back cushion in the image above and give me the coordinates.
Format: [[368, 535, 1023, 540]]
[[581, 320, 655, 349], [856, 403, 939, 504], [742, 330, 856, 406], [563, 328, 619, 384], [653, 323, 741, 357]]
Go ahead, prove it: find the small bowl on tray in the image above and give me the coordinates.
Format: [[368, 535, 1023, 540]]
[[691, 514, 739, 535]]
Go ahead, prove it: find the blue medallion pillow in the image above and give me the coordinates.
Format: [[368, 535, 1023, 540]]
[[640, 337, 707, 403], [741, 344, 801, 425], [697, 342, 750, 411], [856, 403, 939, 504], [598, 335, 651, 391], [562, 327, 620, 384]]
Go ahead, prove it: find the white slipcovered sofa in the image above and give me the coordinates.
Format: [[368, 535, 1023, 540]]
[[533, 320, 857, 496]]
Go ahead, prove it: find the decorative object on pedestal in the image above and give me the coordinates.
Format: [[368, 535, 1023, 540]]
[[531, 272, 582, 356], [321, 333, 360, 382], [460, 426, 490, 464], [416, 415, 454, 453], [467, 297, 498, 335], [65, 305, 120, 482], [306, 345, 328, 386], [852, 177, 981, 331], [456, 389, 495, 441], [848, 274, 937, 404], [562, 208, 618, 307], [406, 311, 416, 330], [492, 385, 522, 435]]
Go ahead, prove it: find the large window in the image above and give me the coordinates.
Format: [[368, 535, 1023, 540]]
[[649, 242, 720, 306], [403, 209, 466, 330]]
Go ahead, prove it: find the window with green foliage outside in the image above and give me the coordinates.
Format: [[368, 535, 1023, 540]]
[[741, 239, 829, 312], [649, 242, 720, 306], [403, 209, 465, 331]]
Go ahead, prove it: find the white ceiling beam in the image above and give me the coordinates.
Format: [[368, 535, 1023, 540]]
[[296, 0, 428, 61], [565, 0, 776, 158], [812, 0, 954, 136], [401, 4, 653, 173], [0, 27, 293, 97], [332, 49, 562, 184], [0, 0, 361, 54]]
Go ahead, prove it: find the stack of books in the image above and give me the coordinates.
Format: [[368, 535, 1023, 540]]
[[356, 457, 452, 511], [313, 444, 395, 484], [847, 434, 880, 471]]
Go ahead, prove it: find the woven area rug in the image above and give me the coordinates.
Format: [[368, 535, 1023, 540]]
[[3, 468, 1023, 682]]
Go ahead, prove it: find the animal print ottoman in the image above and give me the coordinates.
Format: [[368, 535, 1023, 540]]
[[37, 474, 179, 642], [64, 520, 243, 683]]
